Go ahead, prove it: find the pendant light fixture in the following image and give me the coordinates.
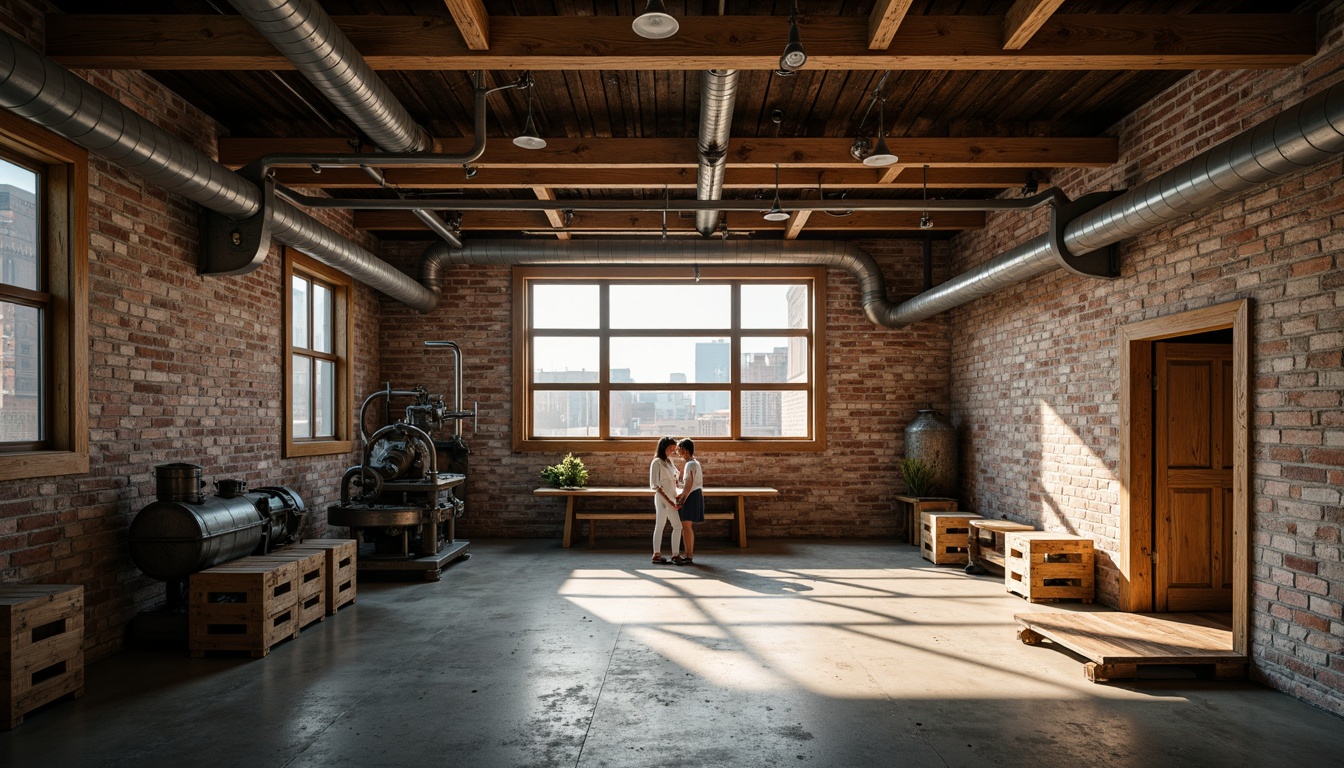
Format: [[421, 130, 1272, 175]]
[[919, 164, 934, 229], [633, 0, 679, 39], [763, 163, 791, 221], [776, 1, 807, 75], [513, 76, 546, 150], [862, 96, 898, 167]]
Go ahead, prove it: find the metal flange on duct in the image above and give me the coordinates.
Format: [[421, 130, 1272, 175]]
[[1045, 191, 1123, 279]]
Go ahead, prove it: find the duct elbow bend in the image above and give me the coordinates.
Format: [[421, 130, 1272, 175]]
[[416, 240, 460, 312]]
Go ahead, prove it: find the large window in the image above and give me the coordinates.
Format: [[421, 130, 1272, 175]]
[[0, 112, 88, 481], [513, 266, 826, 452], [283, 249, 353, 457]]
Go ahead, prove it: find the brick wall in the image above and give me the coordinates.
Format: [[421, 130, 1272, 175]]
[[376, 238, 951, 542], [947, 5, 1344, 716], [0, 10, 380, 659]]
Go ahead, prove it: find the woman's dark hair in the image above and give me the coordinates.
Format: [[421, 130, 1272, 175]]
[[677, 438, 695, 456], [655, 435, 676, 460]]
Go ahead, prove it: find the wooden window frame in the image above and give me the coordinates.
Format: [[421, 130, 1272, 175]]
[[0, 110, 88, 482], [283, 248, 353, 457], [512, 265, 827, 453]]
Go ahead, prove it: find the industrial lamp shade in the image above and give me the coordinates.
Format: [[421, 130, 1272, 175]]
[[513, 113, 546, 150], [779, 18, 807, 72], [862, 134, 898, 167], [633, 0, 679, 39], [763, 203, 791, 222]]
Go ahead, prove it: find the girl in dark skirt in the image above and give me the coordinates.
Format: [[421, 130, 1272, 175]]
[[673, 438, 704, 565]]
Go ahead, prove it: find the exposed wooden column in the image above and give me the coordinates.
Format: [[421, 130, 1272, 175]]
[[1003, 0, 1068, 50], [442, 0, 490, 50], [868, 0, 915, 50]]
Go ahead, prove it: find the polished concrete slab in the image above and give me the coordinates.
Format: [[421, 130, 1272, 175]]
[[2, 539, 1341, 767]]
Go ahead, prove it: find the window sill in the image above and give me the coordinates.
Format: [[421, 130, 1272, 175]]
[[284, 440, 355, 459], [0, 450, 90, 482], [515, 438, 825, 454]]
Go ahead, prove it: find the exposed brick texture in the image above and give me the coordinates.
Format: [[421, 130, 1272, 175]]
[[0, 21, 380, 660], [376, 239, 951, 543], [948, 4, 1344, 717]]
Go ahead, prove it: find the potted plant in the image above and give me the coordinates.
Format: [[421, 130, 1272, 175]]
[[897, 457, 936, 498], [541, 453, 589, 489]]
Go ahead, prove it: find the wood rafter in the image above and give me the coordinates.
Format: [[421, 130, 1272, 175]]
[[442, 0, 490, 51], [220, 137, 1118, 170], [868, 0, 916, 50], [531, 186, 569, 240], [784, 210, 813, 240], [45, 15, 1316, 71], [266, 166, 1034, 191], [1004, 0, 1069, 50], [354, 210, 987, 233]]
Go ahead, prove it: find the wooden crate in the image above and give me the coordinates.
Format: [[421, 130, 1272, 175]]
[[1004, 532, 1095, 603], [920, 512, 982, 565], [189, 557, 300, 658], [287, 539, 357, 615], [894, 496, 958, 545], [1, 584, 84, 730], [252, 550, 327, 630]]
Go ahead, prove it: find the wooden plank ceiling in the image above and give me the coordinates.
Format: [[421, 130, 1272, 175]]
[[45, 1, 1320, 241]]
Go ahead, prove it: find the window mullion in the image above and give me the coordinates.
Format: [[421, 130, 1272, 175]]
[[599, 282, 610, 438]]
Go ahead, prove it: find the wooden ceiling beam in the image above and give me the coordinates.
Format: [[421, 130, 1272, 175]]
[[45, 15, 1316, 71], [868, 0, 916, 50], [220, 137, 1118, 169], [784, 210, 812, 240], [442, 0, 490, 51], [355, 210, 987, 232], [1004, 0, 1068, 50], [269, 166, 1035, 190], [531, 186, 570, 240]]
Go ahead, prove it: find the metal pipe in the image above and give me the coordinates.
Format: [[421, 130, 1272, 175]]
[[885, 79, 1344, 326], [226, 0, 466, 249], [426, 239, 902, 328], [424, 341, 465, 437], [0, 29, 438, 310], [226, 0, 431, 153], [695, 70, 739, 237]]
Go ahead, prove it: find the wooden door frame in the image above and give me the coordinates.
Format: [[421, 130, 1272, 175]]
[[1118, 299, 1250, 654]]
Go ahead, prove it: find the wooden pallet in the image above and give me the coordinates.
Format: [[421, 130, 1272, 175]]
[[1015, 611, 1246, 682], [1, 585, 85, 730], [252, 551, 327, 630], [287, 539, 357, 615], [189, 557, 300, 658]]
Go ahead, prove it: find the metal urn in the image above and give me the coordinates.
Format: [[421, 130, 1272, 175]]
[[904, 409, 957, 496]]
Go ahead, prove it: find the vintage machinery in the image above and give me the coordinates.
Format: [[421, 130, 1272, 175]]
[[327, 340, 475, 580], [126, 462, 305, 644]]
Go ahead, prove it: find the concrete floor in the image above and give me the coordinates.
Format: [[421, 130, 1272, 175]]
[[2, 539, 1341, 768]]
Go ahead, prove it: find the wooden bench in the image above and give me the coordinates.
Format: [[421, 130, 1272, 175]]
[[965, 519, 1035, 575], [533, 487, 778, 549]]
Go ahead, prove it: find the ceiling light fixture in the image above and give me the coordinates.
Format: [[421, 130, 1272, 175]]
[[919, 164, 934, 229], [862, 97, 898, 167], [849, 135, 871, 161], [763, 163, 791, 221], [513, 74, 546, 150], [777, 3, 807, 75], [632, 0, 679, 40], [463, 165, 478, 179], [1022, 170, 1039, 196]]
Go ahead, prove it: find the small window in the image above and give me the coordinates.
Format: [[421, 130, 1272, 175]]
[[0, 112, 88, 481], [283, 249, 353, 457], [513, 266, 826, 453]]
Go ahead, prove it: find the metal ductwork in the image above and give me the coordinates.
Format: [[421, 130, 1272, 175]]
[[424, 238, 902, 327], [227, 0, 431, 154], [226, 0, 463, 248], [695, 70, 739, 237], [0, 29, 440, 310], [883, 79, 1344, 327]]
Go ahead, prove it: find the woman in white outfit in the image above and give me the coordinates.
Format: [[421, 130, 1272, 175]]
[[649, 435, 682, 564]]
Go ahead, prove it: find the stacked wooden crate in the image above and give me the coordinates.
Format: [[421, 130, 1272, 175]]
[[189, 558, 300, 658], [1004, 531, 1095, 602], [287, 539, 357, 615], [252, 550, 327, 630], [1, 584, 84, 730], [920, 512, 983, 565]]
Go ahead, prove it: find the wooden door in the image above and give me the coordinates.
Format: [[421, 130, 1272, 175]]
[[1155, 342, 1234, 611]]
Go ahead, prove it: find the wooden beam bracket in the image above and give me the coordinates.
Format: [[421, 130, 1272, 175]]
[[1046, 190, 1124, 279]]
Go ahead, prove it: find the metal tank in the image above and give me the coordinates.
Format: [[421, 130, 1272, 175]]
[[128, 463, 306, 584]]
